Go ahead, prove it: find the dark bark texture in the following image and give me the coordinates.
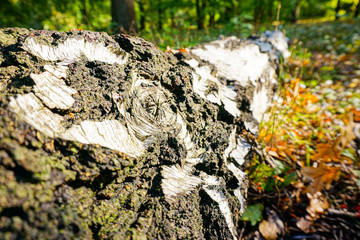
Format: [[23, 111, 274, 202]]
[[0, 28, 281, 239]]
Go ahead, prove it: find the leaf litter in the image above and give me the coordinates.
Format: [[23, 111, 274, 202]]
[[240, 21, 360, 239]]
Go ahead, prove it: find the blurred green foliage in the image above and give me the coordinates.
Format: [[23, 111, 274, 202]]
[[1, 0, 359, 45]]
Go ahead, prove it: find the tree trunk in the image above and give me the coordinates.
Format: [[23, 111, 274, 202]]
[[0, 28, 284, 239], [111, 0, 138, 34], [221, 0, 234, 22], [170, 9, 176, 29], [209, 12, 215, 27], [265, 0, 274, 21], [80, 0, 90, 29], [157, 0, 163, 30], [254, 0, 266, 32], [335, 0, 341, 19], [290, 0, 301, 23], [233, 0, 240, 16], [355, 0, 360, 17], [294, 0, 301, 23], [196, 0, 205, 30], [138, 0, 146, 30]]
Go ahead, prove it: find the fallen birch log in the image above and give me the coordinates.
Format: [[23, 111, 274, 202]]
[[0, 28, 283, 239]]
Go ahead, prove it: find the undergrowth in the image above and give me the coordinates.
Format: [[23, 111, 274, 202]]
[[243, 20, 360, 238]]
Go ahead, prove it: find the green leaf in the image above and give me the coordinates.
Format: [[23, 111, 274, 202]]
[[240, 203, 264, 226], [249, 163, 274, 182], [342, 148, 356, 161], [281, 172, 298, 188]]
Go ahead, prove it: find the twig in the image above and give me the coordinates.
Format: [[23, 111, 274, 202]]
[[238, 226, 245, 240], [340, 161, 360, 192], [327, 208, 359, 218], [252, 138, 277, 169], [274, 2, 282, 33]]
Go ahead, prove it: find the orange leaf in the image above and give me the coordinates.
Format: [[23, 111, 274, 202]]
[[165, 46, 174, 54], [178, 48, 188, 53], [338, 54, 350, 61], [353, 108, 360, 122], [301, 162, 340, 194], [310, 143, 341, 162], [303, 60, 311, 66]]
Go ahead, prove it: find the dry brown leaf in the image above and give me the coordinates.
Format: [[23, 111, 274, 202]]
[[259, 209, 284, 240], [306, 192, 329, 218], [293, 182, 305, 203], [335, 112, 356, 150], [311, 113, 355, 163], [276, 144, 296, 161], [259, 220, 279, 240], [296, 216, 313, 233], [301, 162, 340, 194], [268, 150, 280, 158]]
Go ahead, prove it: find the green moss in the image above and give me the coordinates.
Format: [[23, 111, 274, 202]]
[[0, 28, 27, 47]]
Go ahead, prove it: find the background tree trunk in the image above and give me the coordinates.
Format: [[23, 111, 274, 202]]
[[355, 0, 360, 17], [137, 0, 146, 30], [209, 12, 215, 27], [157, 0, 163, 30], [111, 0, 138, 34], [0, 28, 285, 239], [196, 0, 205, 30], [254, 0, 266, 32], [335, 0, 341, 19], [291, 0, 301, 23], [80, 0, 91, 29]]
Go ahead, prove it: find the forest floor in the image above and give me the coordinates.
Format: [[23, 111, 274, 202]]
[[240, 20, 360, 239], [146, 20, 360, 239]]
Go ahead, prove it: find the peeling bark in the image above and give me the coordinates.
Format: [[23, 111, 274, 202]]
[[0, 28, 282, 239]]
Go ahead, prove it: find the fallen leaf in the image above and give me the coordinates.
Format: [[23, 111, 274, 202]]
[[335, 112, 356, 151], [240, 203, 264, 226], [259, 209, 284, 240], [301, 162, 340, 194], [178, 48, 188, 53], [338, 54, 351, 61], [276, 144, 295, 160], [268, 150, 280, 158], [310, 143, 341, 162], [259, 220, 279, 240], [306, 191, 329, 218], [296, 216, 313, 233], [353, 108, 360, 122], [165, 46, 174, 54]]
